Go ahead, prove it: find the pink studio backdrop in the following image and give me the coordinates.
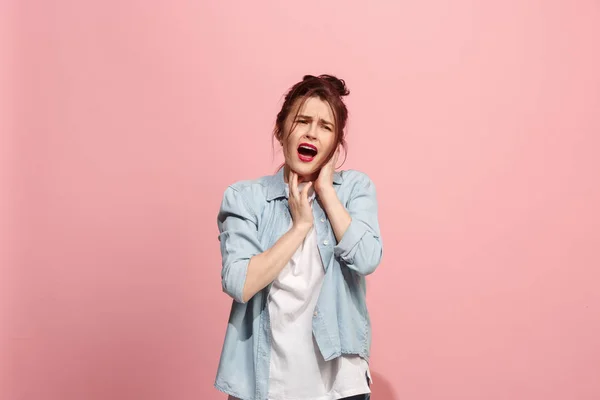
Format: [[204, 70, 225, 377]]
[[3, 1, 600, 399]]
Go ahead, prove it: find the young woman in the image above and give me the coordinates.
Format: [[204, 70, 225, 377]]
[[214, 74, 383, 400]]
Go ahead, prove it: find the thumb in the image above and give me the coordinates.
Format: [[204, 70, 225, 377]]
[[302, 181, 313, 198]]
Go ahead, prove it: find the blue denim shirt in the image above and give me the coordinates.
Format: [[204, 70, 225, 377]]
[[214, 168, 383, 400]]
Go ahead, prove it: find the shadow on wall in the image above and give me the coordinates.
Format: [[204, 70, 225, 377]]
[[370, 370, 398, 400]]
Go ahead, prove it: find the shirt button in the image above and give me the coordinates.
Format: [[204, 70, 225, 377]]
[[323, 240, 329, 246], [314, 311, 318, 317], [320, 218, 325, 223]]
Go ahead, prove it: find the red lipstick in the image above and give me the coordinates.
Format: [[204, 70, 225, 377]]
[[297, 143, 318, 162]]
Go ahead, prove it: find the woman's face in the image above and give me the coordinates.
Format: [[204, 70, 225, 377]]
[[281, 96, 337, 182]]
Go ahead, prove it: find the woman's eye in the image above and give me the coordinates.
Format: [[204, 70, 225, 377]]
[[323, 125, 332, 131], [297, 120, 308, 124]]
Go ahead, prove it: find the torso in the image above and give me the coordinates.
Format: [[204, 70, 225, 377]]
[[266, 184, 370, 400]]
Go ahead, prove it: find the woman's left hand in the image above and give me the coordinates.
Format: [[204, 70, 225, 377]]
[[314, 147, 339, 195]]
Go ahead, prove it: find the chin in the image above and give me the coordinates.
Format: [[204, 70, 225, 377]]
[[288, 162, 319, 180]]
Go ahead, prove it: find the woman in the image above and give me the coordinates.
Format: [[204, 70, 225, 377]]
[[215, 74, 383, 400]]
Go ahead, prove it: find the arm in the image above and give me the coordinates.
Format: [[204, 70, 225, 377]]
[[218, 174, 313, 303], [318, 187, 351, 242], [242, 225, 310, 302], [319, 171, 383, 275]]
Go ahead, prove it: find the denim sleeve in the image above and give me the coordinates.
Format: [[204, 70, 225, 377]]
[[217, 186, 263, 303], [333, 171, 383, 275]]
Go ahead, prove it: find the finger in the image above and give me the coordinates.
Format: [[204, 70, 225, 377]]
[[302, 181, 313, 203], [290, 172, 299, 198], [331, 147, 339, 167], [326, 150, 336, 167]]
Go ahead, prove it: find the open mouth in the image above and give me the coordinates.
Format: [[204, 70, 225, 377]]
[[297, 143, 318, 162]]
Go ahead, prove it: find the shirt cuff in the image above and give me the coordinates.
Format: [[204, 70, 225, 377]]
[[224, 259, 250, 304], [333, 218, 368, 262]]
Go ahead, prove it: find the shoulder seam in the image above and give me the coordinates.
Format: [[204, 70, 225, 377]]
[[227, 183, 260, 222]]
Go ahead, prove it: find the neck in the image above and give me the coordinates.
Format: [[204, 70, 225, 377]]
[[283, 164, 317, 183]]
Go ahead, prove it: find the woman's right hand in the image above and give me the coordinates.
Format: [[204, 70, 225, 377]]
[[288, 170, 314, 234]]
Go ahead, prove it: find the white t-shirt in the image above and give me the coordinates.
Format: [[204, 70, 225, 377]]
[[267, 184, 370, 400]]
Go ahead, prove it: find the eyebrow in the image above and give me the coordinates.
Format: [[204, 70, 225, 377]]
[[296, 114, 334, 127]]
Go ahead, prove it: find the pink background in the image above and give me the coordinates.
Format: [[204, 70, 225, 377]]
[[3, 1, 600, 399]]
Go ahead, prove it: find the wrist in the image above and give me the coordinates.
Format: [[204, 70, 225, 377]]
[[291, 222, 312, 236], [317, 186, 337, 202]]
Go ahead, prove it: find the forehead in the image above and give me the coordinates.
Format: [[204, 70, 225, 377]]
[[291, 96, 334, 121]]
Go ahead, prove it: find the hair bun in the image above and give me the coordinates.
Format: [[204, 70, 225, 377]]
[[302, 74, 350, 97]]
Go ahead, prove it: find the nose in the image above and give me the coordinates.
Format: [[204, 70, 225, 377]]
[[305, 122, 318, 139]]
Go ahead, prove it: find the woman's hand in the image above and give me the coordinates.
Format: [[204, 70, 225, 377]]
[[288, 170, 313, 234], [314, 147, 339, 195]]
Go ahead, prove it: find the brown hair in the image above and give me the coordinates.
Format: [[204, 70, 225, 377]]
[[273, 74, 350, 167]]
